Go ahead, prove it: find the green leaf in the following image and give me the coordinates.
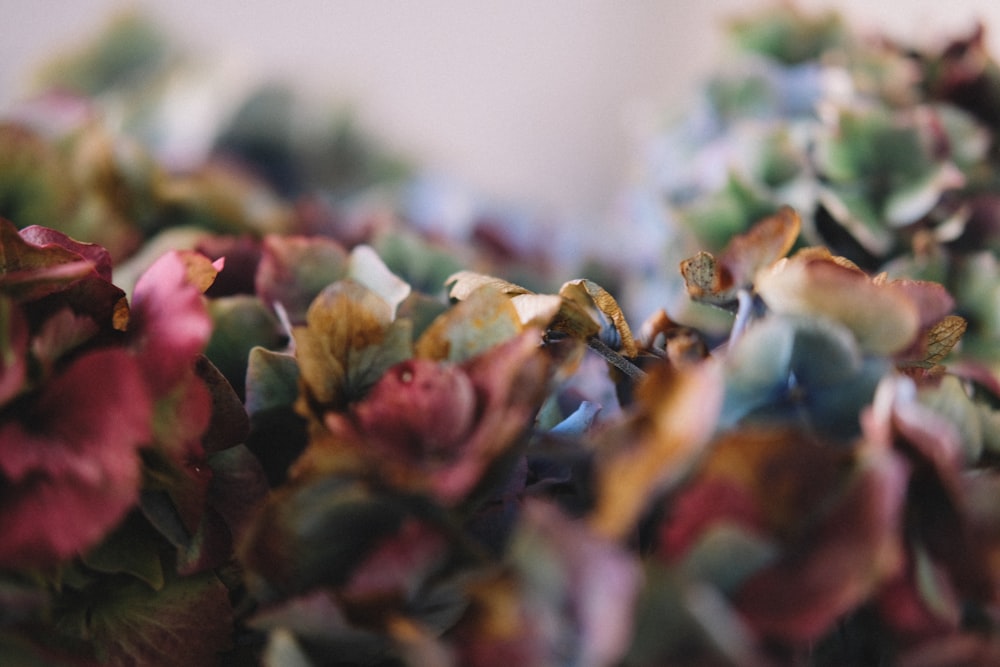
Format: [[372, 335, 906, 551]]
[[205, 295, 284, 397], [55, 571, 233, 667], [240, 475, 411, 599], [81, 513, 165, 591]]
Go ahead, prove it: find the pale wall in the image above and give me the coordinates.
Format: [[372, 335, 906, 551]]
[[2, 1, 999, 223]]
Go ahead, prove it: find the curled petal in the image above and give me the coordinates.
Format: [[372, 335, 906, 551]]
[[130, 251, 219, 394]]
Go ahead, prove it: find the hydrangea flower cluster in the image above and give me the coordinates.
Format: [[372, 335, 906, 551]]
[[4, 6, 1000, 667], [624, 5, 1000, 363]]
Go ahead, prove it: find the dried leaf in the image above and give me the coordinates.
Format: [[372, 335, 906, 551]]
[[680, 206, 800, 308], [906, 315, 967, 370], [719, 205, 801, 285], [446, 270, 531, 300], [509, 293, 563, 328], [680, 251, 735, 307], [559, 279, 637, 357], [637, 309, 708, 368]]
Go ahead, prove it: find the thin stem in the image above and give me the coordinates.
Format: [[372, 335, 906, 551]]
[[728, 289, 755, 348], [587, 336, 646, 382]]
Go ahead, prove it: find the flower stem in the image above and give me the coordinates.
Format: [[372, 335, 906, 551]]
[[587, 337, 646, 381]]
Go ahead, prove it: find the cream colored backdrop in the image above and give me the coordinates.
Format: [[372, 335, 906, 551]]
[[2, 1, 999, 224]]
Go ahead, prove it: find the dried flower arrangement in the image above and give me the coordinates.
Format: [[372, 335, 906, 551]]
[[3, 7, 1000, 666]]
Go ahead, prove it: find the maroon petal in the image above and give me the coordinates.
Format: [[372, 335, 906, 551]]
[[0, 297, 28, 406], [348, 358, 477, 463], [734, 449, 908, 642], [19, 224, 113, 281], [0, 349, 152, 567], [658, 478, 765, 561]]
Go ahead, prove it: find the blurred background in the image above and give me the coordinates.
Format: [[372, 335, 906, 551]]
[[2, 0, 1000, 227]]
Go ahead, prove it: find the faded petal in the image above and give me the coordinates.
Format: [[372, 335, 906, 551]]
[[756, 249, 921, 355]]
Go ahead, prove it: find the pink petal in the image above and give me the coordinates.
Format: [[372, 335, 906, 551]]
[[129, 251, 218, 394]]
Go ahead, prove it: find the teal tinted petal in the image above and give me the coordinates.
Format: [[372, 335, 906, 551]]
[[245, 347, 300, 417], [723, 314, 886, 438], [721, 315, 796, 425], [548, 401, 602, 437]]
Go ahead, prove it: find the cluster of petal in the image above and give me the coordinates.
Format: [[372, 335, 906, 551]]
[[304, 330, 550, 505]]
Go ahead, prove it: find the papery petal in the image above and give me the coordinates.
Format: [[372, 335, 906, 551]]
[[347, 244, 411, 317], [658, 478, 765, 561], [129, 250, 218, 394], [681, 206, 801, 308], [240, 474, 416, 600], [0, 218, 96, 302], [415, 285, 523, 363], [340, 518, 449, 602], [446, 271, 531, 300], [195, 233, 261, 297], [430, 330, 551, 504], [0, 349, 150, 481], [293, 279, 412, 410], [558, 279, 637, 356], [195, 354, 250, 453], [756, 251, 920, 355], [147, 373, 214, 534], [877, 546, 961, 640]]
